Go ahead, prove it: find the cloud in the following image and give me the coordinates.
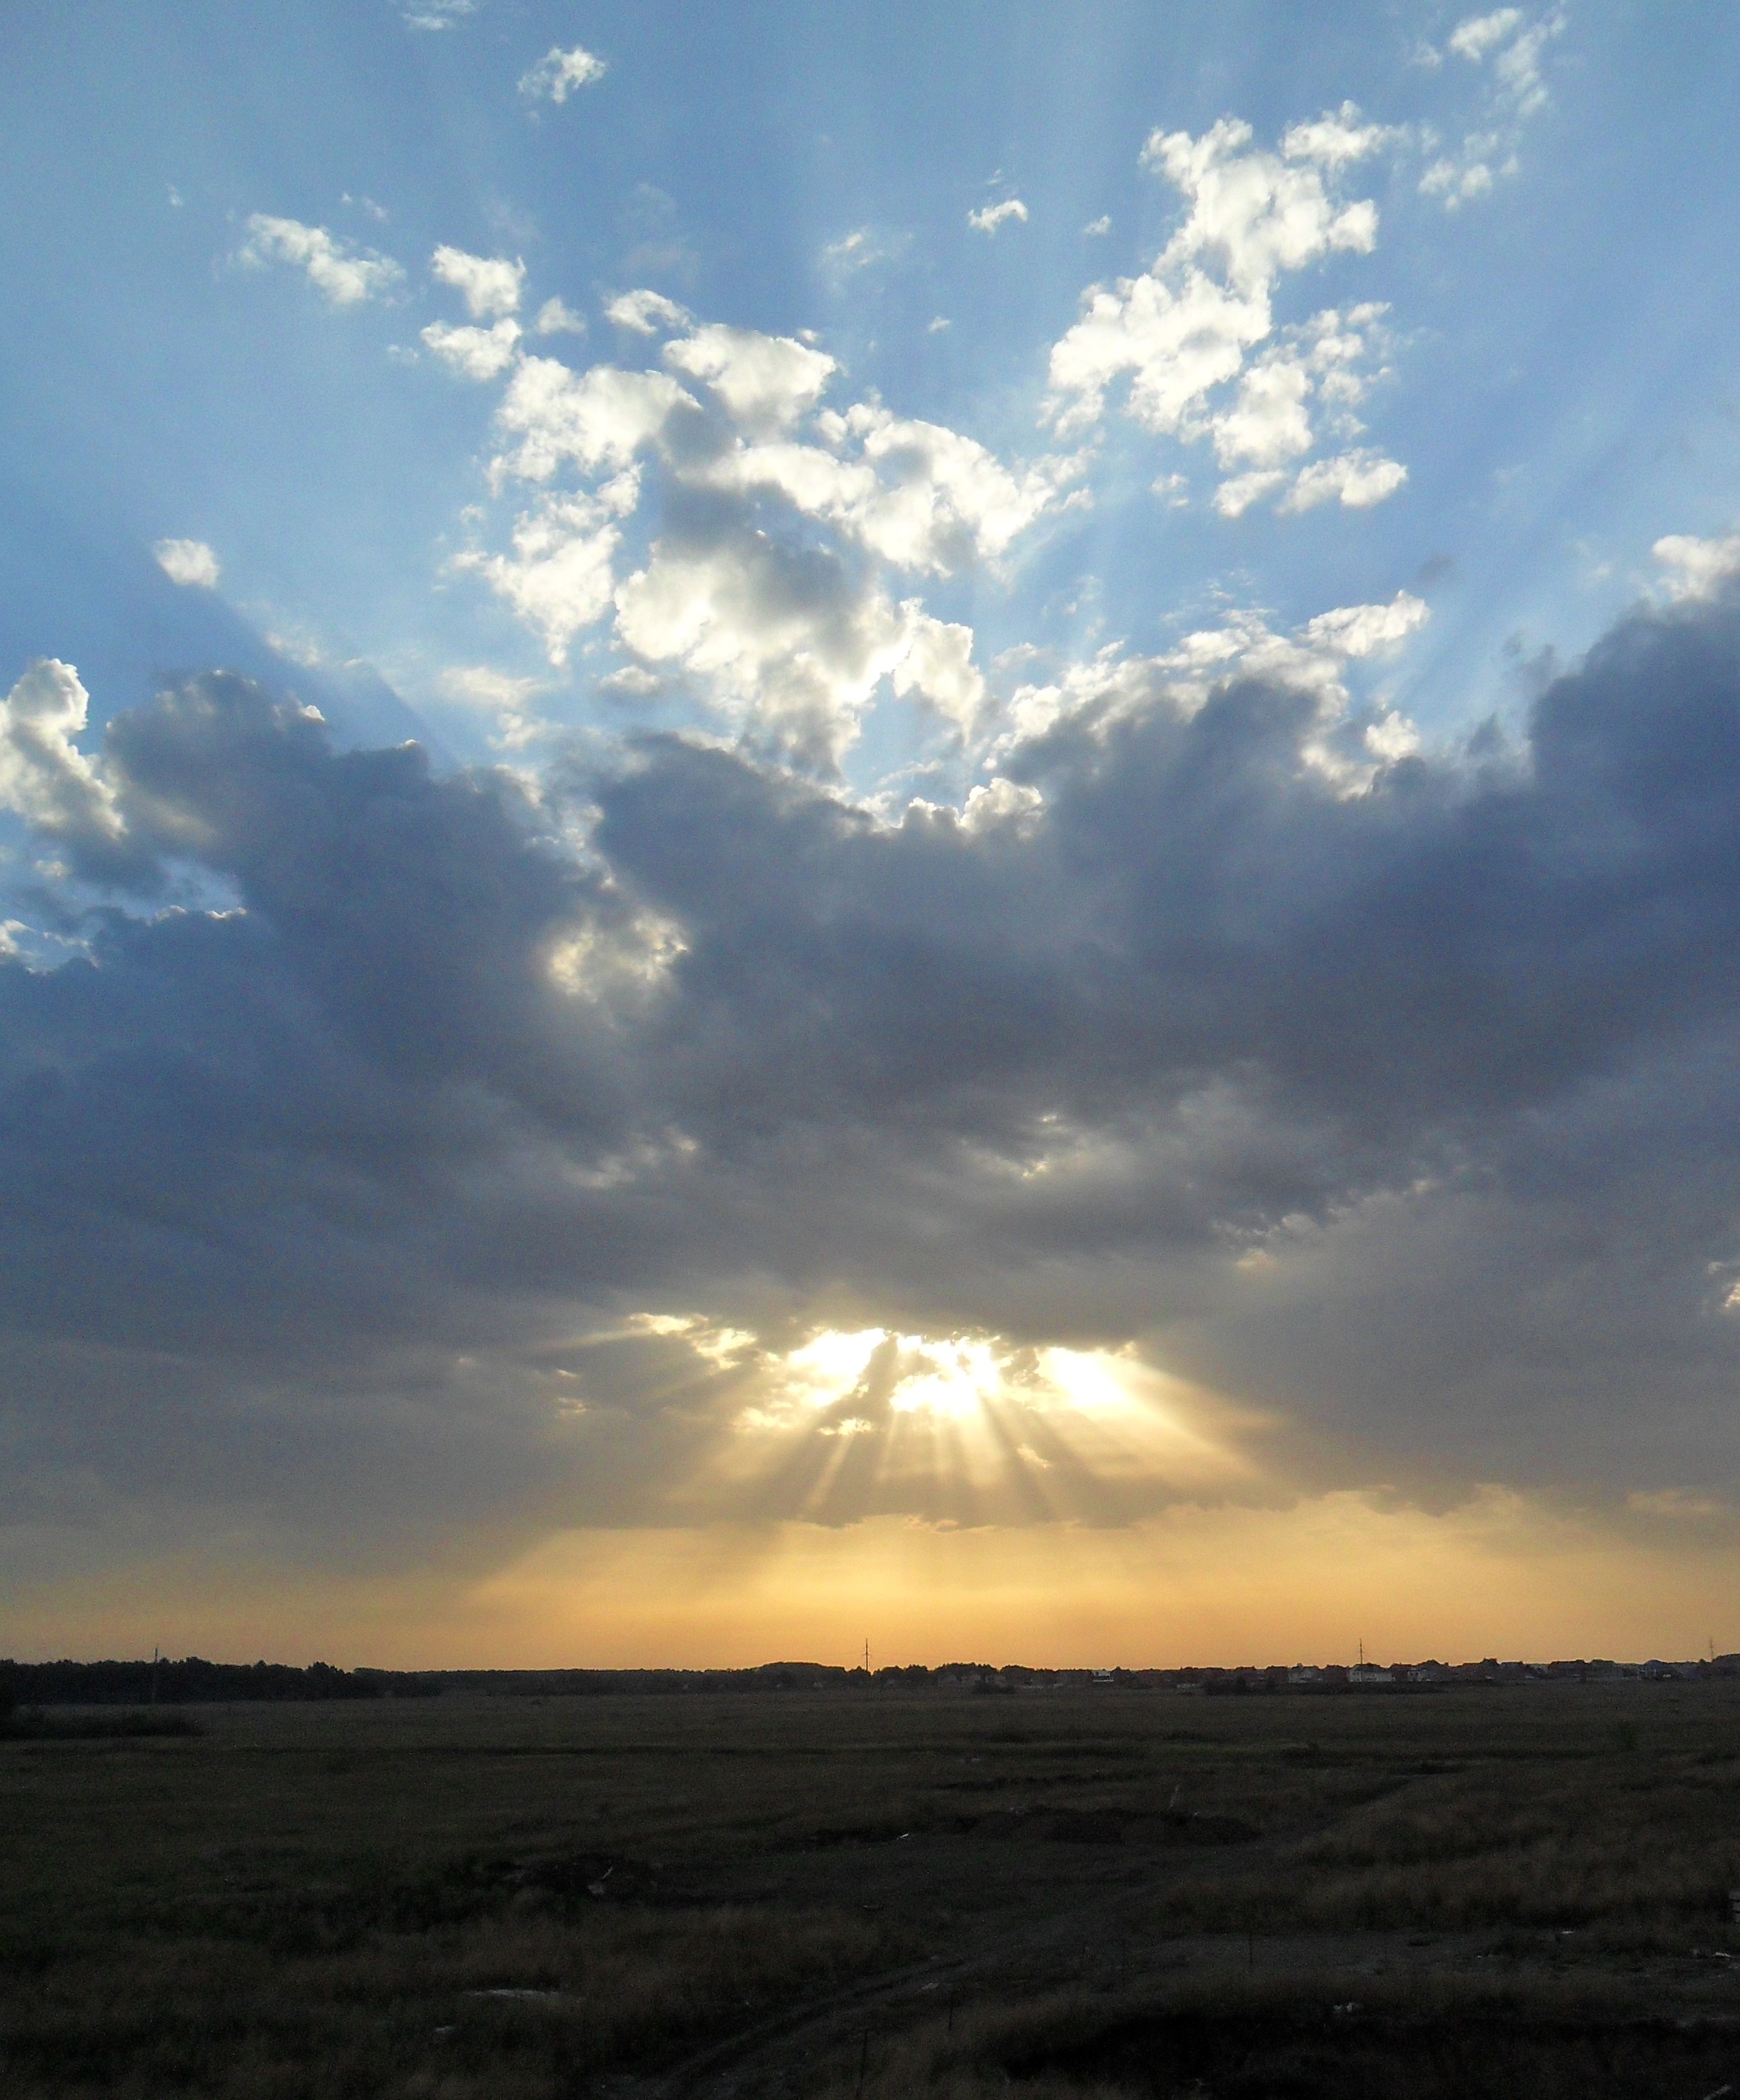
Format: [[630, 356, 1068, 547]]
[[0, 659, 124, 846], [14, 573, 1740, 1580], [534, 297, 586, 337], [1083, 215, 1112, 237], [968, 198, 1029, 234], [421, 317, 522, 380], [1045, 122, 1399, 521], [1654, 533, 1740, 603], [1422, 9, 1564, 207], [1448, 8, 1523, 61], [1281, 101, 1405, 169], [519, 44, 606, 105], [1278, 447, 1408, 513], [238, 215, 405, 306], [491, 358, 696, 481], [431, 246, 524, 319], [605, 288, 692, 336], [449, 294, 1078, 750], [663, 324, 837, 435], [819, 227, 911, 286], [403, 0, 476, 27], [457, 483, 635, 664], [153, 538, 221, 589]]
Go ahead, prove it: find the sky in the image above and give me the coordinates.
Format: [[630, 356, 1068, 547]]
[[5, 1, 1740, 1668]]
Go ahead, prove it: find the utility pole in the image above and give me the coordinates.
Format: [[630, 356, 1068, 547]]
[[863, 1637, 870, 1673]]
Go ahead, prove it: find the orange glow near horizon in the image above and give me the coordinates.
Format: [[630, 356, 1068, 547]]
[[9, 1490, 1740, 1671]]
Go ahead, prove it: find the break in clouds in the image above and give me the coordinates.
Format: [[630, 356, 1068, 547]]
[[8, 58, 1740, 1570]]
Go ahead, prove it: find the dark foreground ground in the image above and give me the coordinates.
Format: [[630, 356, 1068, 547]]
[[6, 1681, 1740, 2099]]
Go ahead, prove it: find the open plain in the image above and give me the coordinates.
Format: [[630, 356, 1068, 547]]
[[7, 1679, 1740, 2098]]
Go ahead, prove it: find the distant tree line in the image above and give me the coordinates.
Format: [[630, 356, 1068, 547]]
[[0, 1658, 442, 1706]]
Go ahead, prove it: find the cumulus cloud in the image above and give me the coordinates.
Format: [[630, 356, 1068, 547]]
[[154, 538, 221, 589], [534, 297, 586, 337], [968, 197, 1029, 234], [1282, 101, 1405, 168], [421, 317, 522, 380], [664, 324, 836, 434], [431, 245, 524, 318], [445, 291, 1079, 754], [0, 659, 124, 846], [519, 44, 606, 104], [605, 288, 692, 336], [238, 214, 405, 305], [1654, 532, 1740, 603], [1046, 120, 1403, 519]]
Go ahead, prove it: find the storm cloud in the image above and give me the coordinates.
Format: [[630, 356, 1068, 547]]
[[7, 581, 1740, 1555]]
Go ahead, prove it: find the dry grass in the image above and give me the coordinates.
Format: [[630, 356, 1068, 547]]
[[6, 1683, 1740, 2096]]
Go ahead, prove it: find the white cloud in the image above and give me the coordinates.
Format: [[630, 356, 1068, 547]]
[[605, 288, 692, 336], [239, 215, 404, 307], [889, 610, 987, 732], [1423, 10, 1563, 207], [460, 478, 638, 664], [1449, 9, 1523, 62], [0, 660, 124, 844], [993, 590, 1429, 789], [1278, 447, 1408, 513], [450, 300, 1079, 760], [1281, 101, 1405, 169], [927, 315, 952, 333], [1046, 121, 1405, 523], [431, 245, 524, 318], [437, 664, 551, 747], [613, 537, 913, 765], [519, 44, 606, 104], [534, 297, 586, 337], [1653, 532, 1740, 603], [403, 0, 476, 27], [1420, 155, 1498, 206], [1141, 117, 1377, 293], [819, 227, 910, 285], [421, 317, 522, 380], [664, 324, 837, 434], [491, 358, 696, 481], [1211, 350, 1315, 469], [1082, 214, 1112, 237], [968, 198, 1029, 234], [1213, 468, 1287, 519], [1048, 267, 1269, 440], [153, 538, 221, 589]]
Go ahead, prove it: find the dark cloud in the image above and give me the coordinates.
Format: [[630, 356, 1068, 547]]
[[8, 593, 1740, 1555]]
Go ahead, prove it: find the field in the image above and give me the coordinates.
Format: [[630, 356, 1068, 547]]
[[6, 1681, 1740, 2099]]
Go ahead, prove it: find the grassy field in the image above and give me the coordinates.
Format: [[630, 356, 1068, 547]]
[[5, 1681, 1740, 2097]]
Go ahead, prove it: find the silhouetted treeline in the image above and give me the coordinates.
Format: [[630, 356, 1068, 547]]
[[0, 1658, 441, 1705], [7, 1655, 1736, 1709]]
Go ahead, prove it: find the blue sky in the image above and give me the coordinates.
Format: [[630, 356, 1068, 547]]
[[8, 3, 1740, 1664], [7, 2, 1739, 770]]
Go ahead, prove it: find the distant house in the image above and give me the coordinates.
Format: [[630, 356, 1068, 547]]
[[1348, 1664, 1392, 1685], [1288, 1666, 1324, 1685]]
